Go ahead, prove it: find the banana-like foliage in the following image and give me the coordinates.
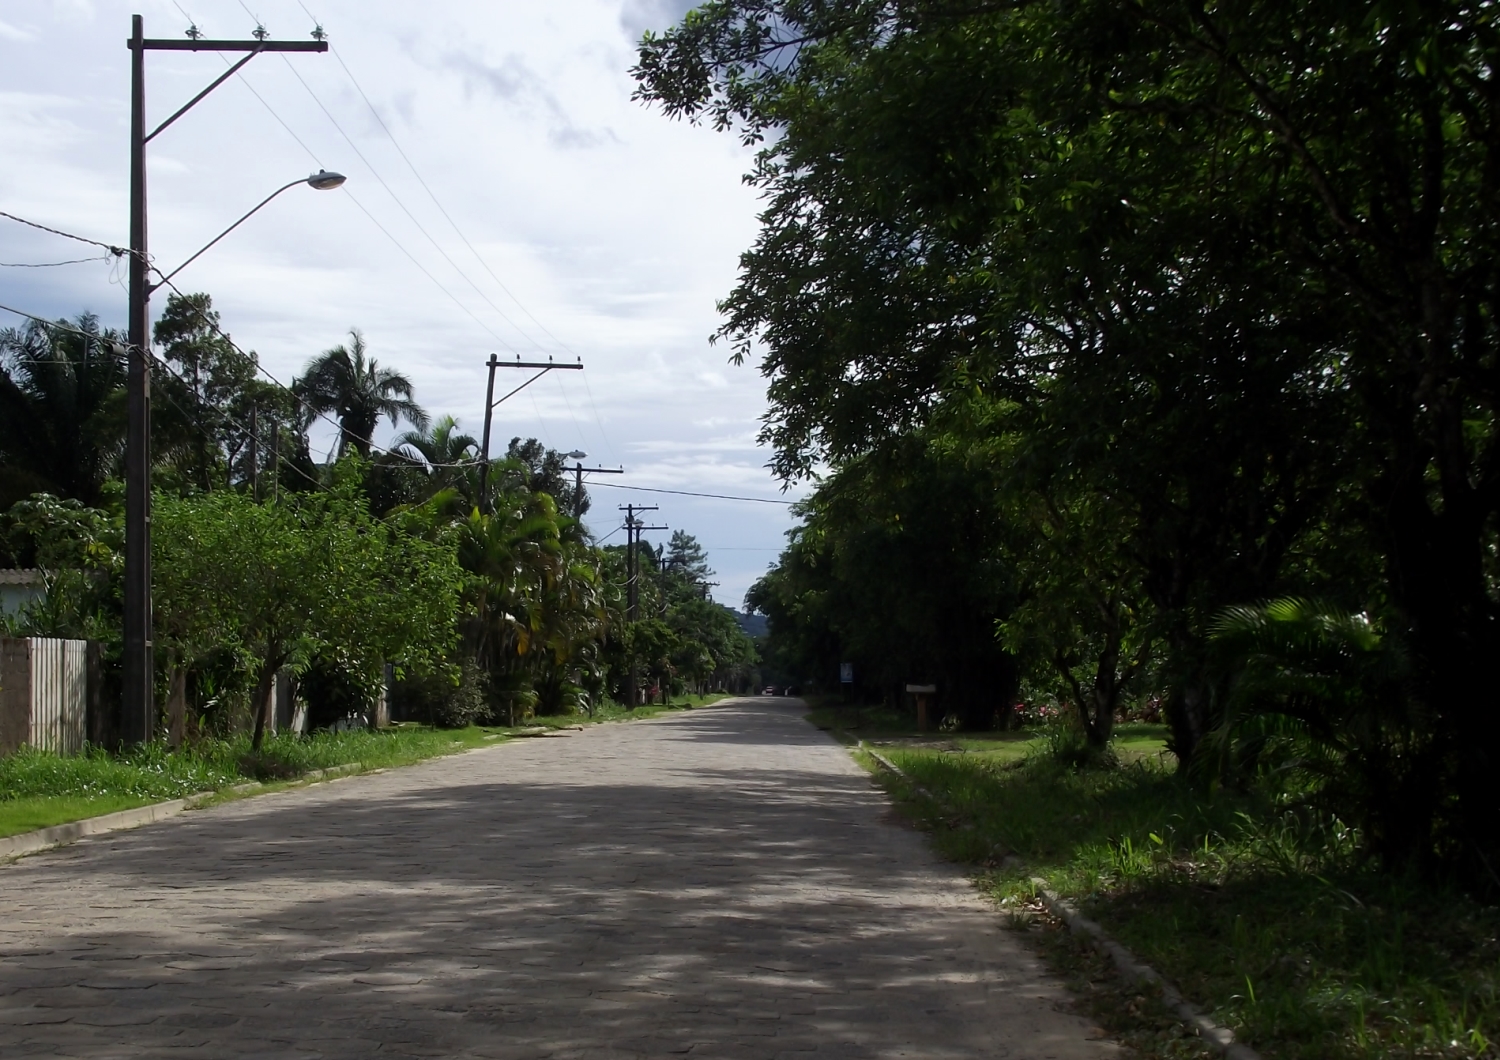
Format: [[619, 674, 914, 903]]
[[1208, 599, 1439, 871]]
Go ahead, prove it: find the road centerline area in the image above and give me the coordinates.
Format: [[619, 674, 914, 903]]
[[0, 698, 1116, 1060]]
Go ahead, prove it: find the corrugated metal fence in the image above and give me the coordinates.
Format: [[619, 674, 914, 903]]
[[0, 637, 89, 756]]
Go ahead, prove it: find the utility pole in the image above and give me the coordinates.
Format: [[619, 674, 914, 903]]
[[619, 504, 666, 708], [476, 354, 583, 513], [270, 420, 280, 501], [247, 401, 258, 501], [123, 15, 328, 746], [571, 460, 622, 520]]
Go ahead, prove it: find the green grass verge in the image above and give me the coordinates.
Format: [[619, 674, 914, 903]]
[[813, 706, 1499, 1060], [0, 793, 164, 838], [0, 725, 505, 837], [0, 693, 737, 840]]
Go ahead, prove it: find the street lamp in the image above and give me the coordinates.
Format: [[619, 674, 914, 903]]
[[563, 451, 623, 520], [123, 14, 331, 745], [150, 171, 346, 290]]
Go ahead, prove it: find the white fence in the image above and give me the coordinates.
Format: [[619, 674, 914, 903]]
[[0, 637, 88, 756]]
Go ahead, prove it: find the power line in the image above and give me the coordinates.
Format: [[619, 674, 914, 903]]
[[588, 481, 797, 506], [0, 254, 116, 268], [278, 54, 532, 354], [150, 271, 472, 467], [318, 31, 603, 458], [224, 56, 529, 357], [0, 210, 128, 257], [326, 42, 553, 355], [231, 28, 608, 462], [0, 302, 109, 339], [150, 351, 331, 494]]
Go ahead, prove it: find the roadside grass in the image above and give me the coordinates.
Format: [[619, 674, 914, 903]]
[[0, 793, 164, 837], [814, 706, 1500, 1060], [0, 693, 736, 839]]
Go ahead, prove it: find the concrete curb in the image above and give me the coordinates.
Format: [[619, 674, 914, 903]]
[[0, 798, 193, 862], [858, 740, 1261, 1060], [0, 760, 370, 865], [1031, 882, 1261, 1060]]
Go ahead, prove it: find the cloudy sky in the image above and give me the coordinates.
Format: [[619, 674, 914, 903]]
[[0, 0, 803, 606]]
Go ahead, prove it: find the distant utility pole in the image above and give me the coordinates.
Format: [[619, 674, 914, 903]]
[[619, 504, 666, 709], [247, 401, 258, 501], [570, 460, 622, 519], [123, 15, 328, 746], [477, 354, 582, 513], [270, 420, 280, 501]]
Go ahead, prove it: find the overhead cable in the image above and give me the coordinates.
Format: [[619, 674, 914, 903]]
[[587, 481, 797, 506], [278, 55, 530, 353], [0, 210, 128, 257], [0, 254, 116, 268]]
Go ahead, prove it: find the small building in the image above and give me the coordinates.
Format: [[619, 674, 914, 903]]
[[0, 569, 46, 618]]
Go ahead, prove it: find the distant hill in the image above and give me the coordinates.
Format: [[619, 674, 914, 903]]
[[724, 606, 769, 638]]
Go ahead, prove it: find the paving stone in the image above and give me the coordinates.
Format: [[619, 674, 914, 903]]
[[0, 699, 1117, 1058]]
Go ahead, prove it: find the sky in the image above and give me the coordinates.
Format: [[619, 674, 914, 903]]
[[0, 0, 803, 607]]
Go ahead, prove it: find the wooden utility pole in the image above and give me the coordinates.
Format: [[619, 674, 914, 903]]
[[122, 15, 328, 745], [619, 504, 665, 708], [247, 401, 258, 501], [476, 354, 582, 513], [270, 420, 280, 501], [571, 461, 622, 519]]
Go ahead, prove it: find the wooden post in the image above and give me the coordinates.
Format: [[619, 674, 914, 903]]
[[906, 683, 937, 732]]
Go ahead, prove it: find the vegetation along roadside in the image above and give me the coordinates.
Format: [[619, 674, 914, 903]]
[[0, 696, 727, 842], [810, 706, 1499, 1060]]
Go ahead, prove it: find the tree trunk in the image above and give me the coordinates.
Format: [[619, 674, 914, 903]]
[[249, 662, 277, 751], [1380, 456, 1500, 880], [165, 667, 187, 749]]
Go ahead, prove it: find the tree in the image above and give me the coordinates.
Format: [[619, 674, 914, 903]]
[[502, 437, 588, 518], [637, 0, 1500, 880], [295, 329, 427, 459], [663, 530, 713, 591], [748, 429, 1022, 728], [0, 315, 126, 508], [394, 415, 480, 497], [153, 480, 461, 749], [151, 292, 261, 492]]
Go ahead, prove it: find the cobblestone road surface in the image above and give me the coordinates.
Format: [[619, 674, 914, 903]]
[[0, 698, 1117, 1059]]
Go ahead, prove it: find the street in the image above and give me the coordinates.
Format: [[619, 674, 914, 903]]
[[0, 699, 1115, 1059]]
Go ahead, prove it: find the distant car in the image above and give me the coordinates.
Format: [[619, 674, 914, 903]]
[[761, 686, 778, 695]]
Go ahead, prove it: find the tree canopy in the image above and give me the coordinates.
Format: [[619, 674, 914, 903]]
[[639, 0, 1500, 883]]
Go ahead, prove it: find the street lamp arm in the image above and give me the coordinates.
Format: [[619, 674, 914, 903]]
[[149, 172, 344, 291]]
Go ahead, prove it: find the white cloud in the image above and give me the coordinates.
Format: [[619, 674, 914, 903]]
[[0, 0, 795, 605], [0, 19, 37, 42]]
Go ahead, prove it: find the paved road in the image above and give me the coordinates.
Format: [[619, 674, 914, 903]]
[[0, 698, 1117, 1059]]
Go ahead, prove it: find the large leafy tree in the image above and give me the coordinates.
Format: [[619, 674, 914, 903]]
[[151, 293, 263, 492], [750, 430, 1022, 727], [637, 0, 1500, 876], [295, 329, 427, 459], [154, 480, 461, 749]]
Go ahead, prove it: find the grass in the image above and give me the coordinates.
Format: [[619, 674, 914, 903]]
[[0, 692, 736, 839], [811, 704, 1500, 1060]]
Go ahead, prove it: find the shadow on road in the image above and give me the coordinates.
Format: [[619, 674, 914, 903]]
[[0, 699, 1106, 1059]]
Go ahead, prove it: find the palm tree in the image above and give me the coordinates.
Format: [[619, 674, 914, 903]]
[[0, 315, 127, 508], [294, 329, 427, 459], [392, 415, 480, 503]]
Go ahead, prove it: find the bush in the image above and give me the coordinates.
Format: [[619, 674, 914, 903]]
[[390, 659, 487, 729]]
